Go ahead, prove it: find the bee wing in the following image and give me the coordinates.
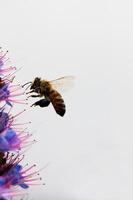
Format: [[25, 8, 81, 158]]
[[49, 76, 75, 93]]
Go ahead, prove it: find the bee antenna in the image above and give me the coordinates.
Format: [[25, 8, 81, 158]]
[[6, 66, 22, 79], [25, 83, 32, 90], [22, 82, 32, 88]]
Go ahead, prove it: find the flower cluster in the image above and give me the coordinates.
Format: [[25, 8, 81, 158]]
[[0, 49, 41, 199]]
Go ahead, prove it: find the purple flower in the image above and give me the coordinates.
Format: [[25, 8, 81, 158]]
[[0, 187, 27, 200], [0, 49, 26, 107], [0, 110, 9, 133], [0, 153, 42, 191], [0, 77, 26, 107], [0, 49, 42, 200], [0, 109, 35, 152], [0, 128, 22, 152], [0, 188, 12, 200], [0, 50, 16, 75]]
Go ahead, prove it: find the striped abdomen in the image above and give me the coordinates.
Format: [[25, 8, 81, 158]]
[[48, 89, 66, 117]]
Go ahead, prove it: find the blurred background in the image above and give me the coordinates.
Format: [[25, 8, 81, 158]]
[[1, 0, 133, 199]]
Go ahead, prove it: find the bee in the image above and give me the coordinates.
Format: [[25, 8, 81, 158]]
[[23, 76, 74, 117]]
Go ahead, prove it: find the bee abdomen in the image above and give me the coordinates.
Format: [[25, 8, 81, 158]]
[[49, 90, 66, 117]]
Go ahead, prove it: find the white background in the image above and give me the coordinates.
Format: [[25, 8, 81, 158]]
[[1, 0, 133, 199]]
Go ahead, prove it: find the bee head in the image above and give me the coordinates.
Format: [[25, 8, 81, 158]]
[[30, 77, 41, 90]]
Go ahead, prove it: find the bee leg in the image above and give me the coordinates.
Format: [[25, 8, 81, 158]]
[[31, 99, 50, 107], [30, 95, 40, 97], [27, 95, 40, 99], [26, 90, 34, 95]]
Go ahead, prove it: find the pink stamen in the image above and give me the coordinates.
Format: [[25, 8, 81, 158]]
[[7, 99, 27, 104], [11, 122, 31, 126], [22, 141, 37, 148], [26, 183, 44, 186], [17, 130, 29, 137], [24, 177, 42, 182], [9, 87, 23, 93], [0, 67, 16, 73], [13, 110, 26, 119], [19, 135, 31, 143], [9, 92, 25, 97], [0, 50, 8, 59], [9, 84, 21, 88], [21, 164, 36, 174]]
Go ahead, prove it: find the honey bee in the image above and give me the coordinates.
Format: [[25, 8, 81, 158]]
[[23, 76, 74, 117]]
